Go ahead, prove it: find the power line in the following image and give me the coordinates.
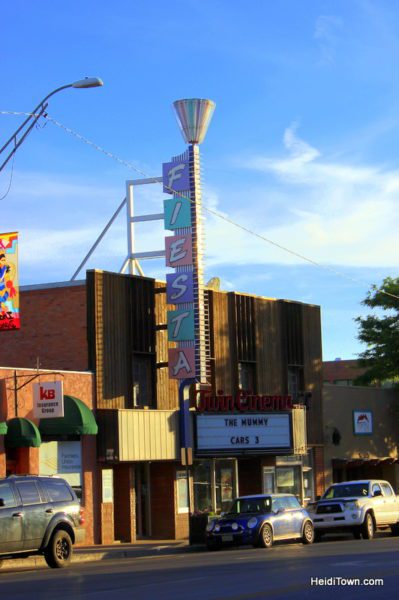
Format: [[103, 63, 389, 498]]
[[1, 109, 398, 302]]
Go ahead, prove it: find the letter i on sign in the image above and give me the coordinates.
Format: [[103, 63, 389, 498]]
[[164, 197, 192, 230]]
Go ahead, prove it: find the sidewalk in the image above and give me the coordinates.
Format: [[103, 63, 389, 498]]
[[0, 540, 203, 571]]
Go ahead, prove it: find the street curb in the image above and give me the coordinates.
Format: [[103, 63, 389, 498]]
[[0, 544, 205, 571]]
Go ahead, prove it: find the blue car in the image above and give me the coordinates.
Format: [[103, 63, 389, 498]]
[[205, 493, 314, 550]]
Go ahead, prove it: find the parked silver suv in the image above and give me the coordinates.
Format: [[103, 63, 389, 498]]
[[0, 475, 85, 568]]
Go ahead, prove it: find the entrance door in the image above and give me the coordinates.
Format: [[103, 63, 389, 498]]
[[135, 463, 150, 538], [262, 467, 276, 494]]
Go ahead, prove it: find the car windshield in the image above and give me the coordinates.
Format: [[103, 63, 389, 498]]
[[323, 483, 369, 499], [226, 497, 272, 515]]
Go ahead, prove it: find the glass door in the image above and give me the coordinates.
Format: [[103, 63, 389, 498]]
[[262, 467, 276, 494]]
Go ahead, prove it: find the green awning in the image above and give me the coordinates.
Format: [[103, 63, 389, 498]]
[[0, 421, 8, 435], [5, 417, 41, 448], [39, 395, 98, 436]]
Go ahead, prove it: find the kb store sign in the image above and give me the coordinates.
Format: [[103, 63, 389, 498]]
[[33, 381, 64, 419]]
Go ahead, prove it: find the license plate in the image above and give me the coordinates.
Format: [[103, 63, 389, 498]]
[[323, 516, 334, 522], [222, 534, 233, 542]]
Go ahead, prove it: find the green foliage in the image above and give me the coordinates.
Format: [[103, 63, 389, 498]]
[[355, 277, 399, 386]]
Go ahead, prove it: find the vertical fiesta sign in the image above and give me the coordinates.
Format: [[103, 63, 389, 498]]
[[163, 99, 215, 383], [0, 231, 20, 331]]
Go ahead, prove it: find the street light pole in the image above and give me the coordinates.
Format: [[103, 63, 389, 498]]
[[0, 77, 103, 174]]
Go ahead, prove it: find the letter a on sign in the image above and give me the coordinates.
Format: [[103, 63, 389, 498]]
[[168, 348, 196, 379]]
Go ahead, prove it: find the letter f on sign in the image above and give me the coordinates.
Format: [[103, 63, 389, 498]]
[[168, 164, 185, 189]]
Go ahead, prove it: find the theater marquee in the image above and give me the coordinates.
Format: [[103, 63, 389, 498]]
[[195, 413, 292, 455]]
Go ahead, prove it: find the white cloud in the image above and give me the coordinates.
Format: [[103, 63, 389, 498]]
[[208, 125, 399, 268]]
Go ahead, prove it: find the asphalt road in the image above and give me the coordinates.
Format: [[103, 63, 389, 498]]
[[0, 535, 397, 599]]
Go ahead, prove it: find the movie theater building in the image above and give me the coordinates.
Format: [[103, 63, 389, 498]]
[[0, 271, 324, 541]]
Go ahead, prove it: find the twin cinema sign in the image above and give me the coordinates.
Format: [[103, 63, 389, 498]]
[[163, 98, 215, 383]]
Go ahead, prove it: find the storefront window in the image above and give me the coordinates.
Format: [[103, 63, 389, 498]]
[[39, 440, 83, 500], [215, 460, 236, 512], [193, 460, 212, 512], [275, 466, 301, 498], [193, 459, 237, 514]]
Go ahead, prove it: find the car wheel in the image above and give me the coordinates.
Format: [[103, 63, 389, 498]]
[[390, 524, 399, 536], [302, 520, 314, 544], [353, 529, 362, 540], [361, 513, 374, 540], [259, 524, 273, 549], [44, 529, 73, 568]]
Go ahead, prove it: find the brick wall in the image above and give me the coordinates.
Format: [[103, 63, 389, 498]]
[[100, 503, 115, 545], [150, 462, 177, 539], [0, 437, 5, 477], [80, 435, 98, 545], [0, 284, 88, 371], [113, 464, 136, 542]]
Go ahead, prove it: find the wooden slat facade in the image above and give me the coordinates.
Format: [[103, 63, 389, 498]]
[[154, 281, 179, 410], [87, 270, 155, 409], [255, 297, 285, 394], [87, 270, 322, 450]]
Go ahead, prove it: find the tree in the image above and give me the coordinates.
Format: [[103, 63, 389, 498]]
[[355, 277, 399, 386]]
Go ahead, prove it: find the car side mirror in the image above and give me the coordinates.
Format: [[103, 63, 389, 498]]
[[373, 490, 382, 497]]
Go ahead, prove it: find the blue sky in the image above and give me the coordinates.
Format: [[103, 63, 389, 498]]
[[1, 0, 398, 360]]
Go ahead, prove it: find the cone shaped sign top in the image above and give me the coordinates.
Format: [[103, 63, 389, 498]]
[[173, 98, 215, 144]]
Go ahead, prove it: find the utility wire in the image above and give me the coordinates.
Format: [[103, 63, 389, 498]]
[[1, 109, 398, 302]]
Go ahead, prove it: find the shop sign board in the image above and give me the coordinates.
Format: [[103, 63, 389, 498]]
[[195, 413, 292, 454], [353, 410, 373, 435], [33, 380, 64, 418], [196, 389, 293, 412]]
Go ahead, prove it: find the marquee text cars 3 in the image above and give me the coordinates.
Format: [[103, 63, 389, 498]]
[[206, 494, 314, 550]]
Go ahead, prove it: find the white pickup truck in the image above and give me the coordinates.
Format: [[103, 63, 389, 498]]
[[307, 479, 399, 540]]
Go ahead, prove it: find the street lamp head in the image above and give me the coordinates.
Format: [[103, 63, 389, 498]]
[[71, 77, 104, 89]]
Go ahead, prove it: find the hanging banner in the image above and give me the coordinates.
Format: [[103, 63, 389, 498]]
[[0, 231, 20, 331]]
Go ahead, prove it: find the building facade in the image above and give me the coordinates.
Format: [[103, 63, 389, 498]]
[[0, 366, 98, 545], [0, 271, 325, 542], [323, 385, 399, 491]]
